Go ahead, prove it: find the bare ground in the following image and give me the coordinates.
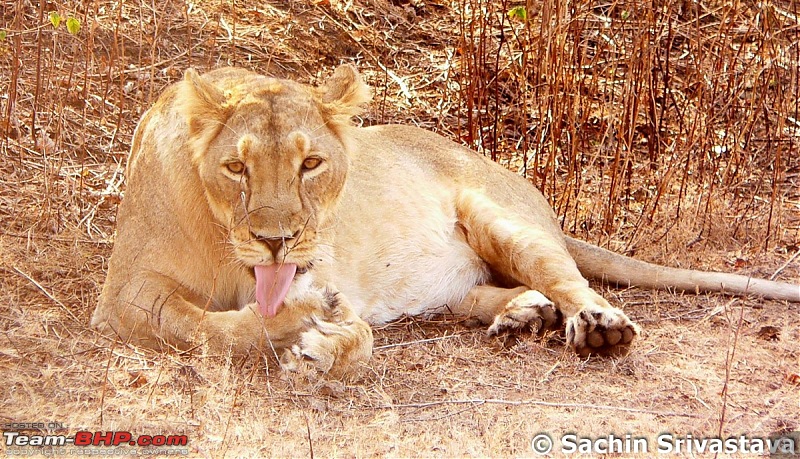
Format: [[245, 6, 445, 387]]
[[1, 0, 799, 457]]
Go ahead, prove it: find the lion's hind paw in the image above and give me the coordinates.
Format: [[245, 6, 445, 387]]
[[565, 306, 639, 358], [487, 289, 560, 336]]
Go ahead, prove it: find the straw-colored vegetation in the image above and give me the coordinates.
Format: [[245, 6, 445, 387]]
[[1, 0, 798, 456]]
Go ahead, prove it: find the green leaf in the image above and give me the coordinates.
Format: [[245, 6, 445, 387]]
[[508, 6, 527, 21], [0, 30, 6, 41], [49, 11, 62, 29], [66, 17, 81, 35]]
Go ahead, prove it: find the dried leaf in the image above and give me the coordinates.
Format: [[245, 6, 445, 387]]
[[127, 371, 148, 388], [755, 326, 780, 341]]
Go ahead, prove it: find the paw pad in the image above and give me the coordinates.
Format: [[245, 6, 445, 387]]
[[566, 306, 639, 358]]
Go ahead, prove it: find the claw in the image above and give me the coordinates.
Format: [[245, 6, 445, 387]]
[[487, 289, 557, 336]]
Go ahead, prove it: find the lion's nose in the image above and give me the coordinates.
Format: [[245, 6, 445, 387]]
[[262, 237, 285, 257], [251, 231, 300, 258]]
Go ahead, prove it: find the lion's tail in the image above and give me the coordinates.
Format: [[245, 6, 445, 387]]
[[565, 237, 800, 303]]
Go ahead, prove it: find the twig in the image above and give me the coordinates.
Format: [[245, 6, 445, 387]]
[[86, 47, 196, 78], [220, 370, 245, 458], [375, 398, 699, 418], [401, 403, 481, 423], [540, 362, 560, 382], [0, 231, 113, 245], [12, 266, 81, 324], [698, 297, 738, 325], [373, 335, 462, 351], [304, 415, 314, 459], [770, 248, 800, 281], [99, 341, 114, 426], [716, 301, 745, 459], [375, 61, 412, 100]]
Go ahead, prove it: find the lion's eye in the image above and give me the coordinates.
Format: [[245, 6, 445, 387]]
[[302, 157, 323, 172], [226, 161, 246, 175]]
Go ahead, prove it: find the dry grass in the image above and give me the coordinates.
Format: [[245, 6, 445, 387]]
[[1, 0, 798, 457]]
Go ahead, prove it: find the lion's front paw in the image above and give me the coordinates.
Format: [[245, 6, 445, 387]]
[[565, 305, 639, 358], [282, 316, 373, 377], [487, 289, 560, 336]]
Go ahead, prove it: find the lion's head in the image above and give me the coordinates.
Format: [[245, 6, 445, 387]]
[[174, 65, 371, 317]]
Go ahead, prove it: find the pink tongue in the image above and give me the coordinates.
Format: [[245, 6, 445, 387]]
[[254, 263, 297, 317]]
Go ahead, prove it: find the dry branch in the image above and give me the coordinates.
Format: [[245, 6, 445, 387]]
[[377, 398, 700, 418], [11, 266, 81, 324]]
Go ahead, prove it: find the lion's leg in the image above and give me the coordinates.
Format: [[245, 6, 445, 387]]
[[455, 190, 639, 357], [95, 273, 312, 353], [453, 285, 561, 336], [93, 274, 373, 372]]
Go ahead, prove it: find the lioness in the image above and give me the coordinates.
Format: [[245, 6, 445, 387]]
[[92, 65, 800, 374]]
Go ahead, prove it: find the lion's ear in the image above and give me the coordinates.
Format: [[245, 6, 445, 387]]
[[318, 64, 372, 122], [175, 69, 229, 154]]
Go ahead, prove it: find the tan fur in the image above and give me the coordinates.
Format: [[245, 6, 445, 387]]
[[93, 65, 800, 373]]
